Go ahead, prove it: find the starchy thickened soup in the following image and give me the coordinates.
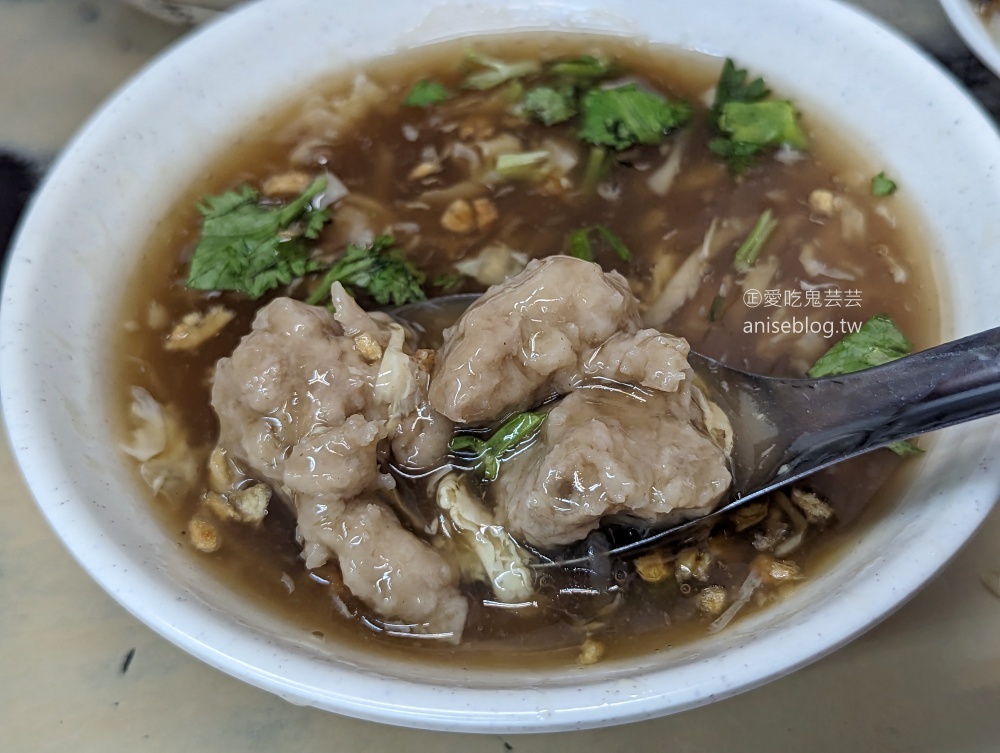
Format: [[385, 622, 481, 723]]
[[116, 35, 940, 666]]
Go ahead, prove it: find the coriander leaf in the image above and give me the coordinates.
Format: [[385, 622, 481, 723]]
[[708, 137, 762, 175], [546, 55, 617, 82], [404, 79, 451, 107], [463, 51, 540, 90], [521, 85, 577, 125], [578, 84, 692, 150], [872, 171, 897, 197], [567, 228, 594, 261], [709, 60, 806, 174], [808, 315, 913, 377], [887, 440, 923, 455], [448, 412, 546, 481], [711, 58, 769, 121], [807, 315, 919, 456], [186, 176, 329, 299], [718, 101, 808, 150], [306, 235, 426, 307], [733, 208, 778, 271], [594, 225, 631, 261], [564, 225, 631, 263], [432, 272, 464, 290], [581, 145, 610, 194], [709, 294, 726, 322]]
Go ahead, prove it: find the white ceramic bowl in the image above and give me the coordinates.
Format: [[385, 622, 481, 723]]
[[4, 0, 1000, 733], [941, 0, 1000, 76]]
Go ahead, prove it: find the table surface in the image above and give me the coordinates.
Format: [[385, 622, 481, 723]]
[[3, 1, 1000, 750]]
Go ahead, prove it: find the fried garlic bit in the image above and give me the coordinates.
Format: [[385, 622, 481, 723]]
[[440, 197, 499, 234], [577, 637, 606, 666], [354, 332, 383, 363], [790, 487, 834, 525], [188, 517, 221, 553], [674, 547, 713, 582], [731, 500, 769, 532], [472, 197, 499, 232], [697, 585, 728, 617], [753, 554, 805, 587], [164, 306, 235, 351], [262, 171, 313, 196], [202, 484, 271, 526], [807, 188, 838, 217], [635, 551, 671, 583]]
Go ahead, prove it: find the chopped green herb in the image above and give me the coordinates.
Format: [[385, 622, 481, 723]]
[[871, 171, 897, 197], [718, 101, 807, 150], [594, 225, 631, 261], [578, 84, 692, 150], [807, 314, 912, 378], [709, 59, 806, 173], [807, 315, 919, 456], [706, 138, 763, 176], [495, 150, 552, 181], [887, 440, 923, 455], [449, 412, 547, 481], [711, 58, 769, 121], [709, 294, 726, 322], [564, 225, 631, 263], [566, 229, 594, 261], [462, 50, 540, 90], [545, 55, 617, 82], [580, 145, 610, 193], [186, 176, 330, 299], [404, 79, 451, 107], [306, 235, 426, 307], [432, 272, 464, 290], [521, 85, 577, 125], [733, 209, 778, 271]]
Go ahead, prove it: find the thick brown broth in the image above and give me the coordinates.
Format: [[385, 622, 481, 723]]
[[115, 34, 940, 667]]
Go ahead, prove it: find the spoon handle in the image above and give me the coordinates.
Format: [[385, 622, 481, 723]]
[[772, 326, 1000, 483]]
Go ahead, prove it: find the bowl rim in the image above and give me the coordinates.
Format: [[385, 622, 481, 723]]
[[4, 0, 1000, 733], [940, 0, 1000, 77]]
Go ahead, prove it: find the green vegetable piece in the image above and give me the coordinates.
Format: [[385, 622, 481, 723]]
[[404, 79, 451, 107], [522, 85, 577, 125], [887, 440, 923, 455], [595, 225, 631, 261], [578, 84, 692, 150], [711, 58, 769, 120], [807, 315, 919, 456], [432, 272, 464, 290], [733, 209, 778, 271], [807, 314, 913, 378], [567, 229, 594, 261], [546, 55, 617, 82], [871, 171, 897, 197], [448, 412, 547, 481], [186, 176, 330, 299], [564, 225, 632, 264], [709, 294, 726, 322], [718, 101, 808, 151], [709, 59, 806, 174], [707, 137, 763, 176], [495, 150, 552, 181], [580, 145, 609, 194], [463, 51, 540, 90], [306, 235, 426, 307]]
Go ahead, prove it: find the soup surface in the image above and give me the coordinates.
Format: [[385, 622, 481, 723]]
[[116, 35, 939, 667]]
